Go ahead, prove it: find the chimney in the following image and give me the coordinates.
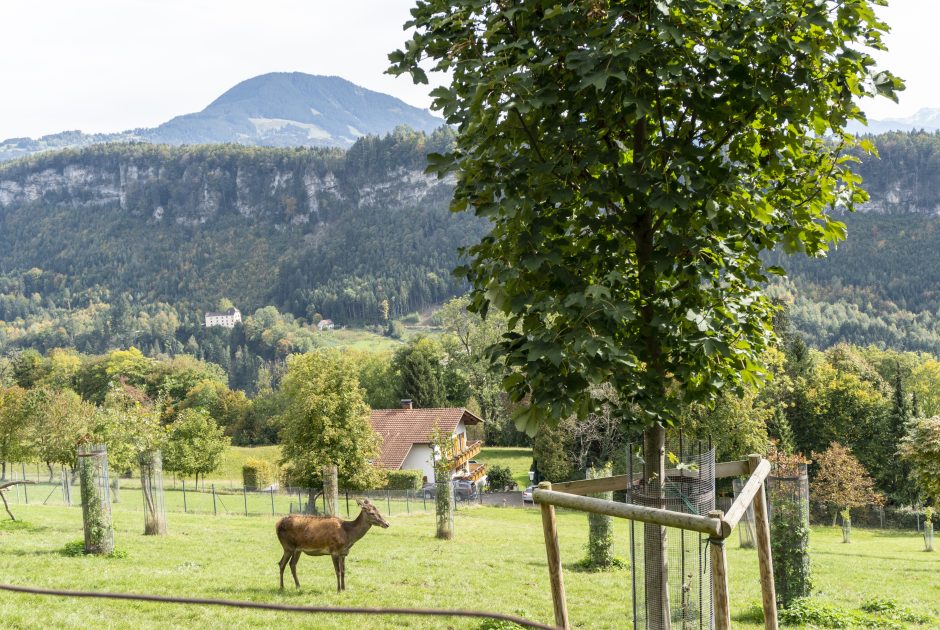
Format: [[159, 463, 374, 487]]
[[400, 399, 413, 410]]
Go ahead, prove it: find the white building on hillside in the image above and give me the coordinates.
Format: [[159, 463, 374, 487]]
[[205, 307, 242, 328]]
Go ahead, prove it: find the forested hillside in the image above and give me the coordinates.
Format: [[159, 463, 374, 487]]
[[763, 132, 940, 353], [3, 129, 940, 390], [0, 127, 485, 388], [0, 127, 479, 321]]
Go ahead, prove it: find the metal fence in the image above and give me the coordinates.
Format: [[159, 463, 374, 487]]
[[1, 464, 498, 519]]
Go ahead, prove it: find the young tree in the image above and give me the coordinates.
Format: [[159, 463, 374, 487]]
[[162, 408, 227, 489], [430, 424, 456, 539], [90, 388, 165, 475], [22, 388, 94, 480], [0, 386, 30, 480], [811, 442, 884, 540], [392, 0, 901, 619], [278, 350, 385, 492]]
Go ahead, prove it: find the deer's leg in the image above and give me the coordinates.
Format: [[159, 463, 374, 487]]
[[289, 550, 301, 588], [332, 555, 341, 593], [340, 555, 346, 591], [278, 550, 291, 590]]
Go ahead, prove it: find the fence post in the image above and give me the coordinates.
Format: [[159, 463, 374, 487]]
[[22, 467, 28, 505], [709, 510, 732, 630], [212, 484, 217, 516], [406, 490, 410, 514], [271, 487, 275, 516], [387, 489, 391, 516], [345, 491, 350, 518], [538, 482, 569, 630], [749, 455, 779, 630], [182, 479, 187, 513], [244, 487, 249, 516]]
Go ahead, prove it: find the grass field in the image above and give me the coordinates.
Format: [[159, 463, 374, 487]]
[[1, 503, 937, 629]]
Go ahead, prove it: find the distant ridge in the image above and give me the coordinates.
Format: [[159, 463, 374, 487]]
[[0, 73, 443, 161], [848, 107, 940, 135]]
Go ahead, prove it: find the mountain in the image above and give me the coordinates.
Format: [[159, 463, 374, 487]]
[[847, 107, 940, 135], [0, 73, 444, 162]]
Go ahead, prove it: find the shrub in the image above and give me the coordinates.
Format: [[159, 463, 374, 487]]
[[485, 464, 514, 491], [61, 540, 127, 559], [242, 458, 277, 490], [384, 469, 424, 490], [402, 312, 421, 325], [778, 599, 853, 628]]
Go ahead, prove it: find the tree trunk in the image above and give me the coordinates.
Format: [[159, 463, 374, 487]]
[[586, 463, 614, 569], [644, 423, 671, 629], [322, 465, 339, 517], [47, 462, 54, 483]]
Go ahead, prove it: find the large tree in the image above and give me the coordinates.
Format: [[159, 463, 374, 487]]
[[899, 416, 940, 505], [392, 0, 900, 622], [278, 350, 385, 491]]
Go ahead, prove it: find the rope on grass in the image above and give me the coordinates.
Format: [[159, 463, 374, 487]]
[[0, 583, 558, 630]]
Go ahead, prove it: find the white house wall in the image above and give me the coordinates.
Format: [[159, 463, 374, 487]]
[[400, 444, 436, 483]]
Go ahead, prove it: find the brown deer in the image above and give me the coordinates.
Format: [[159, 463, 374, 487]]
[[276, 498, 389, 592]]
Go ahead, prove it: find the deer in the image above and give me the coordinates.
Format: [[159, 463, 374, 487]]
[[276, 498, 389, 592]]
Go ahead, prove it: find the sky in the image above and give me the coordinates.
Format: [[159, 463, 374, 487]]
[[0, 0, 935, 140]]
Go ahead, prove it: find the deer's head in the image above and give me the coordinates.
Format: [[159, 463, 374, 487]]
[[356, 498, 390, 528]]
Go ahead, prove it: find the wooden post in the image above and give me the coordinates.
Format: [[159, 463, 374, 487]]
[[538, 482, 569, 630], [749, 454, 779, 630], [708, 510, 731, 630]]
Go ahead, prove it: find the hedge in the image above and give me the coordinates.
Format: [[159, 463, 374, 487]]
[[243, 458, 277, 490], [384, 469, 424, 490]]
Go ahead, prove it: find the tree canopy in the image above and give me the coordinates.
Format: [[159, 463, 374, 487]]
[[278, 350, 384, 490], [391, 0, 903, 433]]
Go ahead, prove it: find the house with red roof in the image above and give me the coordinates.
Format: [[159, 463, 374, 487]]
[[369, 400, 485, 485]]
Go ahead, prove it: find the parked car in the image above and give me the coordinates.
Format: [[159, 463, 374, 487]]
[[420, 480, 478, 501], [522, 485, 535, 505]]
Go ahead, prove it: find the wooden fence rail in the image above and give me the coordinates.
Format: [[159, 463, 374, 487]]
[[534, 454, 778, 630]]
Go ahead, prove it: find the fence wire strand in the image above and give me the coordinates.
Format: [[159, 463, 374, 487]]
[[0, 583, 558, 630]]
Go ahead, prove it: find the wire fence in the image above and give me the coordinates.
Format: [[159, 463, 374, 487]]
[[1, 464, 506, 519], [809, 502, 939, 532]]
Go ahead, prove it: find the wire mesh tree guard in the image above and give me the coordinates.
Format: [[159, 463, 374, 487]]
[[626, 438, 715, 630], [534, 454, 778, 630], [77, 443, 114, 555], [732, 478, 757, 549], [766, 461, 811, 609], [140, 450, 167, 535], [435, 480, 455, 540]]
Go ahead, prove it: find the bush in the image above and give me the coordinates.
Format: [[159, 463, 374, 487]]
[[61, 540, 127, 559], [402, 312, 421, 324], [384, 469, 424, 490], [386, 320, 405, 339], [243, 458, 277, 490], [485, 464, 514, 491]]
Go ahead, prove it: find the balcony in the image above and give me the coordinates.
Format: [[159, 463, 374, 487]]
[[467, 462, 487, 482], [450, 440, 482, 470]]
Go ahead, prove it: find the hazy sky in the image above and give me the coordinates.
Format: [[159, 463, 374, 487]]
[[0, 0, 934, 140]]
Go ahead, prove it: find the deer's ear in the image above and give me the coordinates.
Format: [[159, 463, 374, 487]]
[[356, 498, 366, 507]]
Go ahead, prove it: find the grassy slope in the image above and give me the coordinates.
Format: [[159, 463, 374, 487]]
[[477, 447, 533, 489], [1, 505, 937, 629]]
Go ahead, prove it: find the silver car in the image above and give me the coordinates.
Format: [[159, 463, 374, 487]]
[[522, 485, 535, 505]]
